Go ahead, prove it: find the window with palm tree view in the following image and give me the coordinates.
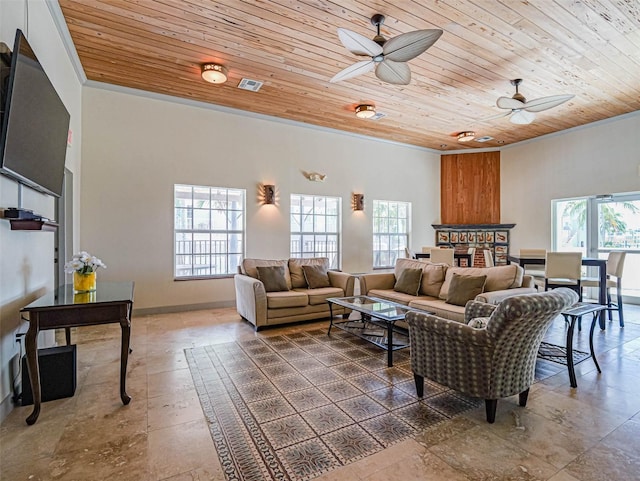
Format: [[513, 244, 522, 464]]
[[554, 193, 640, 300]]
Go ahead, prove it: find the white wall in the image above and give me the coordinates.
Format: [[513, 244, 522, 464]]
[[81, 87, 441, 310], [502, 113, 640, 250], [0, 1, 82, 419]]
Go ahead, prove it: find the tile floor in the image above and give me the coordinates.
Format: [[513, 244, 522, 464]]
[[1, 303, 640, 480]]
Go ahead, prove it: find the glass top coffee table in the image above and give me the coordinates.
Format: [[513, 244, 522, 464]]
[[327, 295, 430, 367]]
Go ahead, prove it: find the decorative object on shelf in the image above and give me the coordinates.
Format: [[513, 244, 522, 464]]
[[355, 104, 376, 119], [352, 193, 365, 211], [201, 63, 228, 84], [301, 170, 326, 182], [64, 251, 106, 293], [260, 183, 276, 205]]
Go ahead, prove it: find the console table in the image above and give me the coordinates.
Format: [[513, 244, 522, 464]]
[[20, 281, 134, 425]]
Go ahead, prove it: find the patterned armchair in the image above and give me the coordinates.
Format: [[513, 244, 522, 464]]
[[406, 288, 579, 423]]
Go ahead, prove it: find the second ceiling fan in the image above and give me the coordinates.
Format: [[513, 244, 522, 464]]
[[330, 14, 443, 85]]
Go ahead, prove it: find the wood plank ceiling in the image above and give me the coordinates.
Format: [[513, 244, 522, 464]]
[[58, 0, 640, 150]]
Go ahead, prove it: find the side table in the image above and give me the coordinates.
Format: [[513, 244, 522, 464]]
[[537, 302, 606, 388]]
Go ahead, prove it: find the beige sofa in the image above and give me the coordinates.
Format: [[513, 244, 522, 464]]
[[234, 257, 356, 330], [359, 258, 536, 322]]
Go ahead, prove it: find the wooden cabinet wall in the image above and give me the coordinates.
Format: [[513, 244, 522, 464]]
[[441, 151, 500, 224]]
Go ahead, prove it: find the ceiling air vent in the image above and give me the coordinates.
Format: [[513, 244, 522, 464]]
[[370, 112, 387, 121], [475, 136, 493, 142], [238, 78, 263, 92]]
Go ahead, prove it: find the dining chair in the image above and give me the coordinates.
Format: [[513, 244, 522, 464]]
[[429, 247, 455, 266], [404, 247, 416, 259], [483, 249, 495, 267], [582, 251, 626, 327], [466, 247, 476, 267], [519, 248, 546, 281], [542, 251, 583, 300], [421, 246, 438, 254]]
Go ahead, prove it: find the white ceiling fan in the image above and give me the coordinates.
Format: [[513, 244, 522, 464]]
[[489, 79, 574, 124], [330, 14, 443, 85]]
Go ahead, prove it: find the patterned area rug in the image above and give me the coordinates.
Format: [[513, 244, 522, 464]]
[[185, 326, 481, 481]]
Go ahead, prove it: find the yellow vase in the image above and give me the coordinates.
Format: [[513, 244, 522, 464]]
[[74, 271, 97, 293]]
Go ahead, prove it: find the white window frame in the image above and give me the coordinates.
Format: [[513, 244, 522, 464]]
[[290, 194, 341, 268], [174, 184, 245, 278], [373, 199, 411, 268]]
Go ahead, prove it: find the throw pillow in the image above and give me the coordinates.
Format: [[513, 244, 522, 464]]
[[394, 268, 423, 296], [468, 316, 490, 329], [445, 273, 487, 306], [256, 265, 289, 292], [301, 264, 331, 289]]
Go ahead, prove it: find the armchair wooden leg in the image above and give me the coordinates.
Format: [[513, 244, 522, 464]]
[[485, 399, 497, 423], [519, 389, 530, 407], [413, 373, 424, 397]]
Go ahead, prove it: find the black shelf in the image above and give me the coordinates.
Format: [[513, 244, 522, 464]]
[[9, 219, 58, 231]]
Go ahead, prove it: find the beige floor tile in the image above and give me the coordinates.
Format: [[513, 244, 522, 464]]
[[147, 419, 221, 481], [147, 367, 196, 399], [147, 390, 204, 431], [362, 449, 472, 481]]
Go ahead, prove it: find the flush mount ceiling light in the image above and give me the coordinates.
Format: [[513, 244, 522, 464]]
[[355, 104, 376, 119], [457, 131, 476, 142], [201, 63, 228, 84]]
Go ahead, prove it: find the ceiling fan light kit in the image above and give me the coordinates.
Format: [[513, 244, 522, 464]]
[[201, 63, 228, 84], [457, 131, 476, 142], [355, 104, 376, 119], [330, 14, 443, 85]]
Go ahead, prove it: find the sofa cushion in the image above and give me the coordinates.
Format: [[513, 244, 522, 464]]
[[408, 299, 466, 323], [257, 265, 289, 292], [445, 273, 487, 306], [289, 257, 330, 288], [266, 290, 308, 309], [439, 264, 524, 299], [419, 263, 448, 297], [394, 268, 422, 296], [302, 264, 331, 289], [242, 259, 292, 290], [369, 289, 432, 306], [394, 258, 447, 297], [295, 286, 344, 305]]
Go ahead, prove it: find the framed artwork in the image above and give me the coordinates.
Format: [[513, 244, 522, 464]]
[[477, 232, 485, 243], [450, 232, 459, 243], [495, 231, 508, 243], [467, 232, 476, 243], [459, 232, 468, 243], [495, 245, 508, 254], [486, 232, 494, 242], [437, 231, 449, 243]]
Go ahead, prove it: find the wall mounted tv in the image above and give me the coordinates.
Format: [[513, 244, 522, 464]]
[[0, 29, 70, 198]]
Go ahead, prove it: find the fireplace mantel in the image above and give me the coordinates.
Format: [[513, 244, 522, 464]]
[[431, 223, 516, 266]]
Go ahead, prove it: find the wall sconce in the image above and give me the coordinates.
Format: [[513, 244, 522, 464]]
[[201, 63, 228, 84], [261, 184, 276, 205], [352, 193, 364, 211]]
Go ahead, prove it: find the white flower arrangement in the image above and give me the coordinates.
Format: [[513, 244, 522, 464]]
[[64, 251, 106, 275]]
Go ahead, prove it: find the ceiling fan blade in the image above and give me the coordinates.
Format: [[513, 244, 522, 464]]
[[510, 110, 536, 124], [329, 60, 375, 83], [375, 60, 411, 85], [523, 94, 574, 112], [496, 96, 525, 110], [477, 111, 512, 123], [382, 29, 443, 62], [337, 28, 383, 57]]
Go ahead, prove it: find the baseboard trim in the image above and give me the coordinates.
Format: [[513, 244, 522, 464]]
[[0, 393, 15, 424], [133, 300, 235, 316]]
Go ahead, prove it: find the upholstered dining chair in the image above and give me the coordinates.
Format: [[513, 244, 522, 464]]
[[429, 247, 455, 266], [404, 247, 416, 259], [483, 249, 495, 267], [542, 252, 583, 300], [406, 288, 579, 423], [421, 246, 438, 254], [582, 251, 626, 327], [519, 248, 546, 281]]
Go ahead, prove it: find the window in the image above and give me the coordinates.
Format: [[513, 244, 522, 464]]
[[373, 200, 411, 268], [290, 194, 340, 268], [553, 193, 640, 300], [174, 184, 245, 278]]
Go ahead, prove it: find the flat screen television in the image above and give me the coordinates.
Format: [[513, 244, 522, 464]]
[[0, 29, 70, 198]]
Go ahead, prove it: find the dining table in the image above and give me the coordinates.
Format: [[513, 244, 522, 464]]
[[507, 254, 608, 329]]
